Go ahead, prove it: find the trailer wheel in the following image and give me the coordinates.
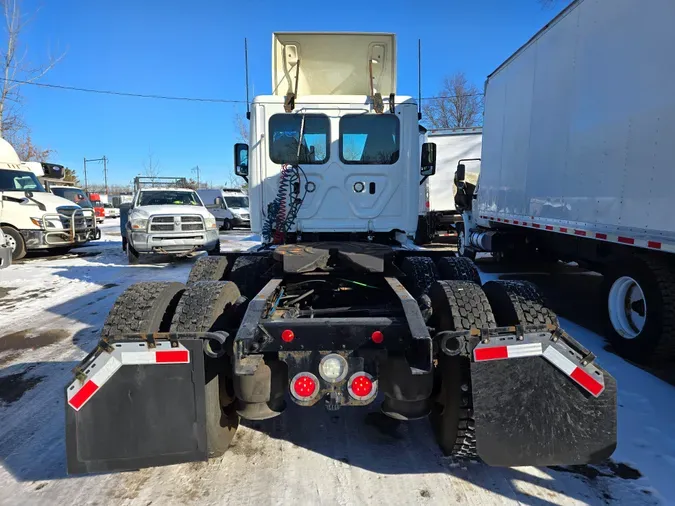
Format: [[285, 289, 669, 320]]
[[400, 256, 439, 298], [170, 281, 241, 457], [437, 257, 481, 284], [1, 226, 26, 260], [227, 255, 276, 299], [187, 256, 230, 285], [482, 280, 559, 327], [603, 255, 675, 363], [101, 281, 185, 339], [429, 281, 495, 458]]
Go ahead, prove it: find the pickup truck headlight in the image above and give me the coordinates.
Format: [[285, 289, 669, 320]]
[[204, 217, 217, 229], [30, 217, 56, 229], [130, 218, 148, 230]]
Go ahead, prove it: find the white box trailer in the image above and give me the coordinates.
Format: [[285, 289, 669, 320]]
[[458, 0, 675, 363]]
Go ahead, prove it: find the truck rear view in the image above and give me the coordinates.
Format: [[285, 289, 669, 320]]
[[64, 31, 616, 475]]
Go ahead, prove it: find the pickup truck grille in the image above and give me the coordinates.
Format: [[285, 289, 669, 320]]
[[149, 215, 205, 233]]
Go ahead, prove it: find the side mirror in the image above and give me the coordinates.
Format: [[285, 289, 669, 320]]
[[421, 143, 436, 176], [214, 197, 223, 207], [234, 143, 249, 177], [455, 163, 466, 189]]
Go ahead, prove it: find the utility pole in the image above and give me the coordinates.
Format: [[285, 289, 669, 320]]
[[192, 165, 200, 189], [83, 157, 88, 192], [84, 156, 108, 194]]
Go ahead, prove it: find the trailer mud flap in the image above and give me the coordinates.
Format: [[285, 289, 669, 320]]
[[65, 338, 207, 474], [469, 330, 617, 467]]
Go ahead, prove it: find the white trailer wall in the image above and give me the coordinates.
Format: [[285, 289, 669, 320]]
[[478, 0, 675, 245], [428, 129, 482, 213]]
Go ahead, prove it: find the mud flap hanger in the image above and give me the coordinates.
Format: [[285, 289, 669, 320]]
[[438, 324, 606, 397]]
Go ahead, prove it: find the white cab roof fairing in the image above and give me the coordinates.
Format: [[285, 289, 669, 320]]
[[272, 32, 396, 97]]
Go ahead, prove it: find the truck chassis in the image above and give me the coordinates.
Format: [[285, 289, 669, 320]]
[[65, 243, 616, 474]]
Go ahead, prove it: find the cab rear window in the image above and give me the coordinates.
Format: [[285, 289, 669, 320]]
[[269, 114, 330, 165], [340, 114, 400, 164]]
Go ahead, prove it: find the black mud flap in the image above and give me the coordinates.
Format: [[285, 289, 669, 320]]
[[469, 329, 617, 467], [65, 338, 207, 474]]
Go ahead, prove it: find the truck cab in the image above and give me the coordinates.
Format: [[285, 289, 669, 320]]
[[234, 33, 434, 244], [0, 140, 97, 260]]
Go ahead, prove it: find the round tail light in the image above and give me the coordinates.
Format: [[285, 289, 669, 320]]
[[347, 373, 377, 401], [290, 372, 319, 401]]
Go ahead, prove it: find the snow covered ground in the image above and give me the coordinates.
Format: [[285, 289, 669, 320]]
[[0, 221, 672, 505]]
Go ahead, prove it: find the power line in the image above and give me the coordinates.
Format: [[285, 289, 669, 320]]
[[0, 77, 484, 104]]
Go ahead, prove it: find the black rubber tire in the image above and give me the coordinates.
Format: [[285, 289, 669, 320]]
[[399, 256, 439, 298], [2, 226, 26, 260], [437, 256, 481, 284], [602, 255, 675, 363], [208, 240, 221, 256], [170, 281, 241, 457], [482, 280, 559, 327], [127, 242, 141, 264], [227, 255, 275, 299], [222, 219, 232, 231], [101, 281, 185, 340], [429, 281, 496, 459], [170, 280, 241, 333], [187, 256, 230, 285]]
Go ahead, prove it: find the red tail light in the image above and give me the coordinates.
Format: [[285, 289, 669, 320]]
[[371, 330, 384, 344], [290, 373, 319, 401], [347, 373, 376, 401], [281, 329, 295, 342]]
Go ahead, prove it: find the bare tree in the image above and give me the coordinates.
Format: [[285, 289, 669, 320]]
[[1, 0, 65, 135], [234, 113, 249, 143], [423, 72, 484, 129], [11, 132, 53, 161], [142, 151, 160, 179]]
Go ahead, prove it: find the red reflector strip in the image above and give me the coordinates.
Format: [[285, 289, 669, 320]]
[[618, 236, 634, 245], [570, 367, 604, 397], [560, 227, 568, 232], [545, 225, 554, 231], [532, 223, 541, 229], [156, 350, 189, 363], [574, 230, 587, 236], [474, 346, 508, 361], [596, 233, 607, 240], [68, 380, 99, 410], [514, 220, 520, 225], [504, 219, 510, 223], [648, 241, 662, 249], [522, 222, 528, 226]]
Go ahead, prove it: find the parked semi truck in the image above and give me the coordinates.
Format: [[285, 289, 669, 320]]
[[65, 33, 616, 474], [0, 140, 97, 260], [455, 0, 675, 364]]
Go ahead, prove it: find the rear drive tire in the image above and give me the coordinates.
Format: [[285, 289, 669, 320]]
[[1, 226, 26, 260], [482, 280, 559, 327], [603, 255, 675, 363], [222, 219, 233, 231], [400, 256, 439, 298], [101, 281, 185, 339], [437, 257, 481, 284], [170, 281, 242, 457], [187, 256, 230, 285], [227, 255, 276, 299], [429, 281, 496, 459]]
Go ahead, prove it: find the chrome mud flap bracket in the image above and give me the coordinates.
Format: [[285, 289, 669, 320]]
[[65, 334, 211, 475], [440, 325, 617, 467]]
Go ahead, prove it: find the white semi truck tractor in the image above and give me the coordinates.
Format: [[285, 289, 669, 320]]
[[455, 0, 675, 364], [0, 138, 97, 260], [64, 32, 616, 475]]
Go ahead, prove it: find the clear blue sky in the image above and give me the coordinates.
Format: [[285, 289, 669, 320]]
[[16, 0, 565, 187]]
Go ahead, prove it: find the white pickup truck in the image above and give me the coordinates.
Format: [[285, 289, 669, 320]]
[[123, 187, 220, 264]]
